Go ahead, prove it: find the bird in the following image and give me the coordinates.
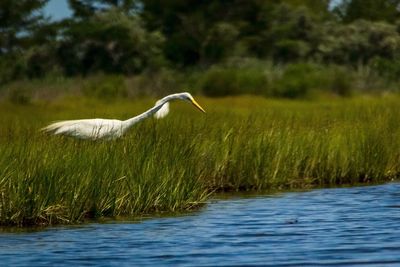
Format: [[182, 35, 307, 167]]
[[42, 92, 206, 140]]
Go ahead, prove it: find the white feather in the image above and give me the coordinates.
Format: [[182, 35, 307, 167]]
[[154, 101, 170, 119], [41, 119, 124, 140]]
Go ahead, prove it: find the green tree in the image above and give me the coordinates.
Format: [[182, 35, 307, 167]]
[[285, 0, 331, 18], [0, 0, 53, 82], [318, 20, 400, 64], [141, 0, 331, 66], [242, 3, 322, 61], [68, 0, 139, 18], [0, 0, 49, 54], [57, 9, 165, 75], [335, 0, 400, 22]]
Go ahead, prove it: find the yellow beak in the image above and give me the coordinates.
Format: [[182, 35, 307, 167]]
[[190, 98, 206, 113]]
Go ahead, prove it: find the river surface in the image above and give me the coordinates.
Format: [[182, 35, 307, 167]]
[[1, 183, 400, 266]]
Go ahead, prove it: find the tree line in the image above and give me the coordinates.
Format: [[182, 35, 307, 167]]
[[1, 0, 400, 84]]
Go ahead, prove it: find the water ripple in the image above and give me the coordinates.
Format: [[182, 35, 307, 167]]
[[1, 183, 400, 266]]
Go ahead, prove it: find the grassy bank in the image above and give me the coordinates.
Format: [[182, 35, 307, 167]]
[[0, 96, 399, 226]]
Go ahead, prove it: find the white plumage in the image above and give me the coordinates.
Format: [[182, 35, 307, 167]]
[[42, 92, 205, 140], [154, 101, 170, 119]]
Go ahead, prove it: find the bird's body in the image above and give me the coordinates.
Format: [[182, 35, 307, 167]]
[[42, 92, 205, 140], [43, 118, 127, 140]]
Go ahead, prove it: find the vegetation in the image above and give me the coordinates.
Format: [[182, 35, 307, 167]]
[[2, 0, 400, 97], [1, 0, 400, 227], [3, 61, 398, 102], [0, 96, 399, 226]]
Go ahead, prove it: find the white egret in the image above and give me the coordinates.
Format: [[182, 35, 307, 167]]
[[42, 92, 206, 140]]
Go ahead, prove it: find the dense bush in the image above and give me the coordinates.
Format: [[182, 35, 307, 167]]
[[370, 57, 400, 82], [200, 66, 269, 96], [272, 63, 322, 98], [197, 62, 357, 98], [82, 75, 127, 99], [326, 66, 353, 97], [0, 56, 17, 84], [24, 45, 60, 79]]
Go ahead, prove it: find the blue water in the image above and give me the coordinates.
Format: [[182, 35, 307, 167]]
[[1, 183, 400, 266]]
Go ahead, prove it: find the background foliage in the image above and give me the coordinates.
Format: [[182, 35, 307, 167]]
[[1, 0, 400, 97]]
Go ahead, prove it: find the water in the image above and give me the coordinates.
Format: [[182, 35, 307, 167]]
[[1, 183, 400, 266]]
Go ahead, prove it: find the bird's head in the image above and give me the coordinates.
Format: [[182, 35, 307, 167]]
[[180, 92, 206, 113]]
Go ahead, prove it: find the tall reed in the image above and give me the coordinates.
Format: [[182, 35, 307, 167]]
[[0, 96, 399, 226]]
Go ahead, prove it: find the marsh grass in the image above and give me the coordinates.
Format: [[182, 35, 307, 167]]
[[0, 96, 399, 226]]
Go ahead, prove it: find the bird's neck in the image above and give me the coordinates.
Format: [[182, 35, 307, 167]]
[[123, 95, 174, 129]]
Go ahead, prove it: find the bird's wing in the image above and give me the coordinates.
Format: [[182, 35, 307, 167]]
[[154, 100, 170, 119], [41, 119, 84, 134], [41, 119, 123, 139]]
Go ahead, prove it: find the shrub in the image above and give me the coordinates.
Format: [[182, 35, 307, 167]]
[[273, 63, 321, 98], [273, 39, 311, 62], [127, 68, 186, 97], [0, 55, 25, 84], [327, 66, 353, 97], [82, 75, 127, 99], [200, 66, 269, 96], [370, 57, 400, 81], [24, 45, 59, 79], [199, 62, 357, 99]]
